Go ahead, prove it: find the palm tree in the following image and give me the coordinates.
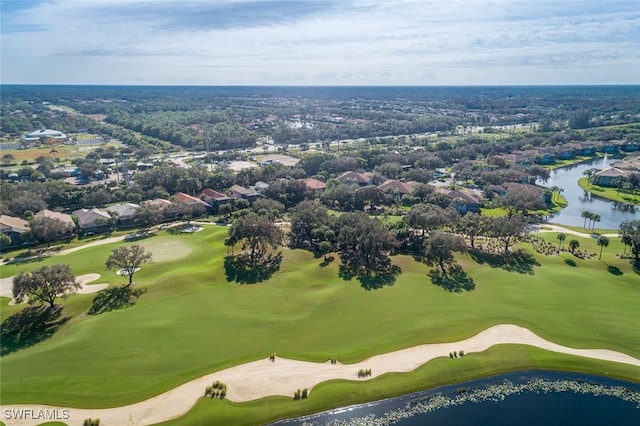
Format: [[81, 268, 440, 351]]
[[583, 168, 597, 185], [597, 235, 609, 260], [581, 210, 591, 229], [591, 213, 601, 232], [556, 232, 566, 249], [568, 239, 580, 253], [620, 233, 632, 256]]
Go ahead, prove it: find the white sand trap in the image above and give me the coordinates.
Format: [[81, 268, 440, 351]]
[[1, 324, 638, 426], [75, 273, 109, 294], [0, 273, 108, 304]]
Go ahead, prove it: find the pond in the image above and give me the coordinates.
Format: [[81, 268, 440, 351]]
[[538, 156, 637, 229], [272, 371, 640, 426]]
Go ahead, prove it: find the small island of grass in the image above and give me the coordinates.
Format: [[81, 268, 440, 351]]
[[577, 178, 639, 206]]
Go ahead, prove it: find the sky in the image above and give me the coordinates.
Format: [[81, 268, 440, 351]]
[[1, 0, 639, 85]]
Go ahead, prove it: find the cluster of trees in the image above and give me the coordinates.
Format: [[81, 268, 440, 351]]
[[619, 220, 640, 259], [581, 211, 602, 231], [12, 244, 154, 310]]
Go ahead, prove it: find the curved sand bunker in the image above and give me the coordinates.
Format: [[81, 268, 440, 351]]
[[1, 324, 638, 426], [0, 273, 108, 305]]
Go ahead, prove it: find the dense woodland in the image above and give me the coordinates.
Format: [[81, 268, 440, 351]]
[[3, 86, 640, 151]]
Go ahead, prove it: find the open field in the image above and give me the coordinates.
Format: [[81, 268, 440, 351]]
[[0, 226, 638, 425]]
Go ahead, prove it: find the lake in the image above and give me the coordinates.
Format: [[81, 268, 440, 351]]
[[273, 371, 640, 426], [538, 156, 638, 229]]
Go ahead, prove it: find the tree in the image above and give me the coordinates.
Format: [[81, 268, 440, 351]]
[[354, 185, 385, 210], [456, 212, 486, 249], [106, 245, 153, 285], [30, 216, 73, 247], [583, 168, 597, 185], [581, 210, 592, 229], [225, 212, 283, 266], [405, 203, 452, 238], [488, 216, 526, 254], [591, 213, 601, 231], [321, 183, 356, 211], [2, 153, 16, 166], [218, 203, 234, 222], [568, 110, 592, 129], [335, 211, 397, 274], [0, 233, 11, 249], [423, 232, 467, 273], [556, 232, 566, 250], [496, 188, 544, 217], [597, 235, 609, 260], [134, 204, 163, 231], [289, 201, 333, 250], [568, 239, 580, 253], [13, 264, 80, 309], [619, 220, 640, 260]]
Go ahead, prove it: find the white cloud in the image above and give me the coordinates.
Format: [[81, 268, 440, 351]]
[[1, 0, 638, 84]]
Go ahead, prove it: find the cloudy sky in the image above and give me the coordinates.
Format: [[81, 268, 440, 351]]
[[1, 0, 639, 85]]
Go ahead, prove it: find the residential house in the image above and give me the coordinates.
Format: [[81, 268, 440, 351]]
[[143, 198, 173, 210], [201, 188, 232, 207], [72, 208, 112, 234], [0, 214, 30, 247], [437, 188, 483, 214], [612, 156, 640, 171], [173, 192, 210, 208], [107, 203, 141, 227], [230, 185, 261, 201], [337, 171, 374, 186], [34, 209, 75, 234], [620, 140, 639, 153], [377, 179, 418, 195], [301, 178, 327, 193], [35, 209, 74, 227], [252, 181, 270, 193], [593, 168, 629, 187]]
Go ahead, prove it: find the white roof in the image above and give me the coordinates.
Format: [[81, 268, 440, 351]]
[[23, 128, 66, 140]]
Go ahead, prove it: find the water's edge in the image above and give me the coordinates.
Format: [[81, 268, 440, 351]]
[[272, 370, 640, 426]]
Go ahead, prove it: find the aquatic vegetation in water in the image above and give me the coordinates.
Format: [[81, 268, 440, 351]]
[[296, 378, 640, 426]]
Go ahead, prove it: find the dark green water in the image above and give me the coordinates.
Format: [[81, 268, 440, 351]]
[[272, 371, 640, 425]]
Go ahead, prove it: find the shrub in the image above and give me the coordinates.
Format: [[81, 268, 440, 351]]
[[83, 420, 100, 426], [206, 381, 227, 399], [294, 389, 301, 400], [301, 388, 308, 399], [459, 350, 465, 357]]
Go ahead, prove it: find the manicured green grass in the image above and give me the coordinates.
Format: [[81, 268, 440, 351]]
[[544, 223, 618, 236], [545, 155, 599, 170], [481, 193, 567, 217], [0, 227, 638, 424], [578, 178, 639, 206]]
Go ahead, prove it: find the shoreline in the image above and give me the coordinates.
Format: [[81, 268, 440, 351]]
[[1, 324, 639, 426], [274, 369, 640, 425]]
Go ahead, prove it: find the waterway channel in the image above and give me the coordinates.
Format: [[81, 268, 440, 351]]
[[538, 156, 637, 229]]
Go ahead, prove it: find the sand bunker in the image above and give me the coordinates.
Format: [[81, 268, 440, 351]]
[[0, 273, 108, 305], [1, 324, 638, 426]]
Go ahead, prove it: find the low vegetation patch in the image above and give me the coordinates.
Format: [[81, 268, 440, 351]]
[[204, 381, 227, 399]]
